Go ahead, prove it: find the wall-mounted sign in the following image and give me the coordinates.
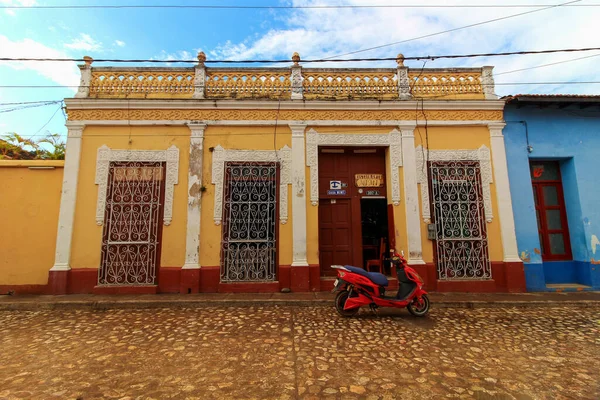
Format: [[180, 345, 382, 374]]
[[355, 174, 383, 188], [365, 190, 380, 196], [330, 180, 342, 190], [327, 190, 346, 195]]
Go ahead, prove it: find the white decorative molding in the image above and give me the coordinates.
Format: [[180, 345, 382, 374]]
[[399, 124, 425, 265], [416, 145, 493, 224], [290, 124, 309, 266], [95, 145, 180, 226], [184, 123, 206, 269], [51, 122, 85, 271], [65, 98, 506, 111], [397, 67, 411, 100], [211, 145, 292, 225], [482, 66, 497, 100], [291, 66, 303, 100], [193, 65, 206, 99], [488, 122, 521, 262], [306, 128, 403, 206], [75, 65, 91, 99]]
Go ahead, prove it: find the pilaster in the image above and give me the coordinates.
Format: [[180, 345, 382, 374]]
[[290, 123, 309, 266], [50, 122, 85, 293], [396, 54, 411, 100], [183, 123, 206, 270], [482, 66, 497, 100], [74, 56, 93, 99], [193, 52, 206, 99], [399, 123, 425, 265], [291, 52, 303, 100], [489, 122, 521, 262]]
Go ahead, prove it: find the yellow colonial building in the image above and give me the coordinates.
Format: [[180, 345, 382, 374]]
[[1, 52, 526, 295]]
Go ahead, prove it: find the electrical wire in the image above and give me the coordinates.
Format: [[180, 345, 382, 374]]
[[2, 3, 598, 9], [320, 0, 581, 60], [494, 53, 600, 76], [0, 100, 63, 113], [3, 46, 600, 64], [33, 103, 63, 135]]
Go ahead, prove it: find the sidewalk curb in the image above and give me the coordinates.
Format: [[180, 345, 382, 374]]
[[1, 299, 599, 311]]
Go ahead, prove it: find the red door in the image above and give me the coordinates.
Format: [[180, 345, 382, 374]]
[[318, 198, 353, 277]]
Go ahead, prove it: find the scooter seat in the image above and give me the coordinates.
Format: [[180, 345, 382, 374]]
[[344, 265, 389, 287]]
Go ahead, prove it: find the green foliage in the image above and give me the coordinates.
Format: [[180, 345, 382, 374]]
[[0, 133, 66, 160]]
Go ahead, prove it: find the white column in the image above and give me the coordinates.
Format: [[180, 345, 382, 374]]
[[193, 52, 206, 99], [489, 122, 521, 262], [51, 122, 85, 271], [290, 123, 309, 266], [183, 123, 206, 269], [399, 123, 425, 265]]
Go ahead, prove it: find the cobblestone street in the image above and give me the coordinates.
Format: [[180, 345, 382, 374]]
[[0, 305, 598, 400]]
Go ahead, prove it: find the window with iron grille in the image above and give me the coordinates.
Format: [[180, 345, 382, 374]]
[[220, 162, 279, 282]]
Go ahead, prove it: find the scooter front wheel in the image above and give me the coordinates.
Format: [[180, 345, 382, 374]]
[[407, 294, 430, 317], [335, 290, 360, 317]]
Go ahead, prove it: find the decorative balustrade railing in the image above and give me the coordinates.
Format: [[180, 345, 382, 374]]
[[88, 68, 195, 98], [205, 69, 292, 99], [76, 54, 495, 100], [409, 70, 484, 98], [302, 69, 399, 100]]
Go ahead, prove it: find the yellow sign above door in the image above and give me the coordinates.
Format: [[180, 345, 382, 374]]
[[355, 174, 383, 187]]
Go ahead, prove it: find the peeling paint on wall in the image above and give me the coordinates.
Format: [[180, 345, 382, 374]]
[[519, 250, 531, 263], [591, 234, 599, 255]]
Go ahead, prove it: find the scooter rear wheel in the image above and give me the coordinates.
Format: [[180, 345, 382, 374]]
[[335, 290, 360, 317], [407, 294, 430, 317]]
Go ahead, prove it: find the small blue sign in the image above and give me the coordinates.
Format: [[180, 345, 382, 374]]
[[329, 180, 342, 189], [327, 189, 346, 195]]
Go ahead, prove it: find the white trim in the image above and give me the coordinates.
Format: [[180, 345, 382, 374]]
[[183, 123, 206, 269], [72, 119, 503, 127], [306, 128, 403, 206], [51, 122, 85, 272], [211, 145, 292, 225], [399, 124, 425, 265], [488, 122, 521, 262], [290, 124, 309, 266], [95, 145, 180, 226], [65, 98, 505, 111], [416, 145, 493, 224]]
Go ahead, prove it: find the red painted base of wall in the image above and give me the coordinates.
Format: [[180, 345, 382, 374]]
[[291, 266, 310, 292], [48, 270, 68, 295], [180, 268, 200, 294], [158, 267, 181, 293], [200, 266, 219, 293], [93, 285, 158, 295], [413, 261, 526, 293], [69, 269, 97, 294], [0, 284, 47, 295], [309, 264, 321, 292], [279, 265, 291, 291]]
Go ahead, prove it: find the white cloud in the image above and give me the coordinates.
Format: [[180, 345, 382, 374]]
[[114, 40, 126, 47], [0, 35, 80, 91], [209, 0, 600, 95], [64, 33, 103, 52]]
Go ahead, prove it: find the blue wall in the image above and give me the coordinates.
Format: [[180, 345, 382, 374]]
[[503, 104, 600, 290]]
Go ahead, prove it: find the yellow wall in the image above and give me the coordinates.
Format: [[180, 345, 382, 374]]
[[199, 125, 293, 267], [0, 161, 63, 285], [413, 125, 503, 262], [71, 126, 190, 269]]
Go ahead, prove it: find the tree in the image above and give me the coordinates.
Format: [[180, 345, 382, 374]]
[[0, 133, 66, 160]]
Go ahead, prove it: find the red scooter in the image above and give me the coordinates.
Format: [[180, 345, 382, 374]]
[[331, 251, 430, 317]]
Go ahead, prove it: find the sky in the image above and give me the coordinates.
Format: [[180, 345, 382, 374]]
[[0, 0, 599, 139]]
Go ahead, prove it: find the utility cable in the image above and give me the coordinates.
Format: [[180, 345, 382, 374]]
[[320, 0, 581, 60], [495, 53, 600, 76], [2, 46, 600, 64]]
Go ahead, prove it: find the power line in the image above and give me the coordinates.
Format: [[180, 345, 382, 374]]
[[34, 104, 63, 135], [2, 46, 600, 64], [0, 101, 63, 113], [1, 3, 598, 9], [495, 53, 600, 76], [319, 0, 581, 60]]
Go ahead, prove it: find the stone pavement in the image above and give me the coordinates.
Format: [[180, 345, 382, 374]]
[[1, 291, 600, 311], [0, 305, 599, 400]]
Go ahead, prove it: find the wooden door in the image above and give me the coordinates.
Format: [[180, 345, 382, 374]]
[[318, 198, 353, 277]]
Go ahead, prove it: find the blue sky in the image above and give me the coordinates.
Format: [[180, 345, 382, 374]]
[[1, 0, 599, 139]]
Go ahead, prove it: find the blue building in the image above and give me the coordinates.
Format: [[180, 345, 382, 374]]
[[503, 95, 600, 291]]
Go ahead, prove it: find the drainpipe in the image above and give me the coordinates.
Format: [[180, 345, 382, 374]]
[[506, 120, 532, 153]]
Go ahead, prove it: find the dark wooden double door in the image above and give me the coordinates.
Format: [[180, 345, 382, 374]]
[[318, 148, 391, 277]]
